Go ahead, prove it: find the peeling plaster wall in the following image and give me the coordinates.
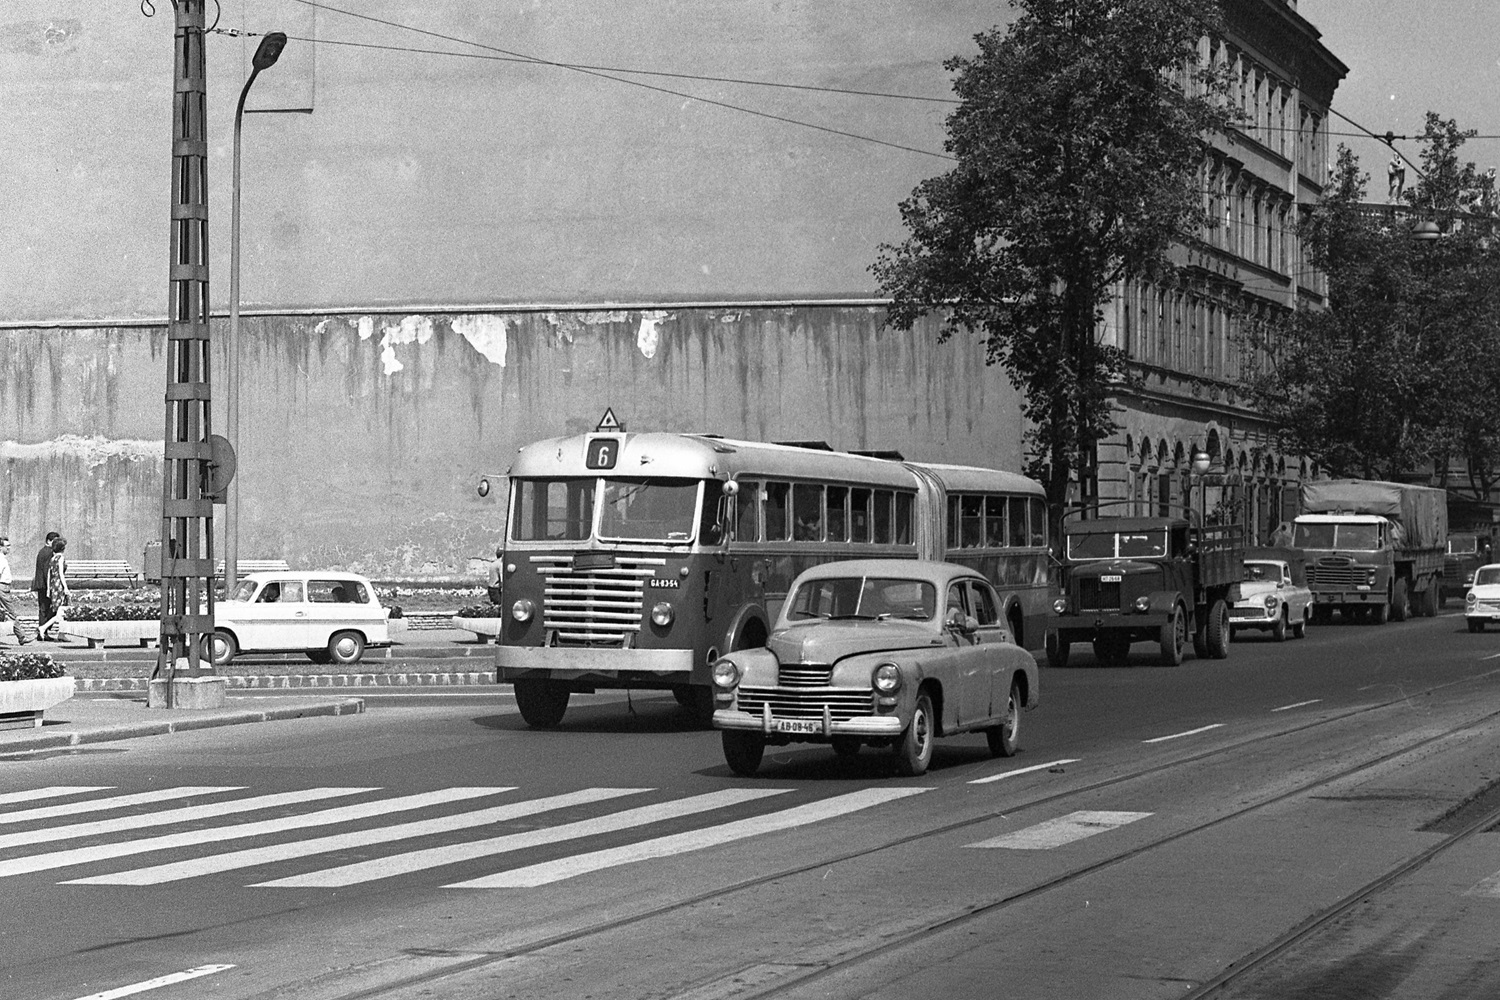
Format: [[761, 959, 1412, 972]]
[[0, 308, 1023, 579]]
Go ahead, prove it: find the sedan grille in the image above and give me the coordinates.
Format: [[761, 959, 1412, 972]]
[[735, 686, 875, 721], [535, 555, 665, 647], [778, 664, 832, 687]]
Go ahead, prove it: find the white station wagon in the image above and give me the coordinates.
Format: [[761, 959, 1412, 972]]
[[1465, 563, 1500, 633], [210, 572, 391, 665]]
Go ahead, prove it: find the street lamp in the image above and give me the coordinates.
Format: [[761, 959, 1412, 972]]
[[1190, 449, 1212, 525], [226, 31, 287, 592]]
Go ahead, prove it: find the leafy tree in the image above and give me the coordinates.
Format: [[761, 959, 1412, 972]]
[[872, 0, 1235, 523], [1250, 115, 1500, 493]]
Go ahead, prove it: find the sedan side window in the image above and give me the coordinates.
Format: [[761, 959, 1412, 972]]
[[968, 582, 1000, 626], [945, 583, 971, 624]]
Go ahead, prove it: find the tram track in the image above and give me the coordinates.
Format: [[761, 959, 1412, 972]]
[[281, 669, 1500, 1000]]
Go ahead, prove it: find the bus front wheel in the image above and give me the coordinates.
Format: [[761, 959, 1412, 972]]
[[514, 678, 570, 728]]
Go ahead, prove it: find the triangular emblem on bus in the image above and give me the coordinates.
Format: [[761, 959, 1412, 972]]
[[596, 408, 625, 433]]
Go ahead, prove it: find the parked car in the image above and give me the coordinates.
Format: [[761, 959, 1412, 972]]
[[1229, 548, 1313, 641], [1465, 563, 1500, 633], [209, 571, 391, 665], [710, 559, 1040, 777]]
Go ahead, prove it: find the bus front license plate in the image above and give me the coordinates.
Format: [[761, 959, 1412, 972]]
[[772, 719, 820, 734]]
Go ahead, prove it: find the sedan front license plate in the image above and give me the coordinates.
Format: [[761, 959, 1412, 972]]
[[772, 719, 821, 734]]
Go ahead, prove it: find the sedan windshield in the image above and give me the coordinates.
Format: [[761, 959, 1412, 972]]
[[1244, 562, 1283, 583], [786, 577, 937, 621]]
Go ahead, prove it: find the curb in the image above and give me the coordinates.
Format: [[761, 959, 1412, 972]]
[[0, 698, 367, 754], [73, 672, 497, 692]]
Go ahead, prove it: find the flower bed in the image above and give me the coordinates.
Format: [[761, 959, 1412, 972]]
[[0, 652, 73, 729], [452, 605, 503, 643]]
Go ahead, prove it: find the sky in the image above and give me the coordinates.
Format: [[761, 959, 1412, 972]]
[[1298, 1, 1500, 181]]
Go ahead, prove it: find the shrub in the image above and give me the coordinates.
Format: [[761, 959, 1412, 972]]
[[65, 603, 161, 622], [0, 652, 67, 681], [456, 605, 503, 618]]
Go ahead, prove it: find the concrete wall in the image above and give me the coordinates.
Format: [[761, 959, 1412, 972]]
[[0, 306, 1024, 579]]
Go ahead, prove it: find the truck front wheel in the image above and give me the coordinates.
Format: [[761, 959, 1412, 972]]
[[1159, 606, 1185, 666], [1045, 631, 1071, 668]]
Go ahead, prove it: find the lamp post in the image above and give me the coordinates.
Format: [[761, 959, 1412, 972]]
[[226, 31, 287, 592], [1191, 449, 1212, 526]]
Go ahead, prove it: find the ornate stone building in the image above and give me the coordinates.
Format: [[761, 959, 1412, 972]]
[[1092, 0, 1347, 543]]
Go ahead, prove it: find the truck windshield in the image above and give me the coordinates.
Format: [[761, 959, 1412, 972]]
[[1449, 536, 1477, 554], [1066, 530, 1167, 560], [511, 477, 702, 543], [1294, 522, 1379, 550]]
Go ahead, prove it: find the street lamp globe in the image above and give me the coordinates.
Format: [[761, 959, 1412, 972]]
[[1191, 450, 1212, 476]]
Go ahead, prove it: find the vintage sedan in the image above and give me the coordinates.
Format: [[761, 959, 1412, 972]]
[[1229, 551, 1312, 641], [710, 560, 1040, 777], [1464, 563, 1500, 632], [209, 571, 391, 665]]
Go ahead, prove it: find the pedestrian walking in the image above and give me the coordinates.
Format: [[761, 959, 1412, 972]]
[[486, 545, 504, 605], [32, 531, 58, 640], [0, 536, 32, 646], [40, 535, 69, 641]]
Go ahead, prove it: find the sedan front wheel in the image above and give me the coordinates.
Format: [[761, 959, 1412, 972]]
[[894, 692, 935, 777]]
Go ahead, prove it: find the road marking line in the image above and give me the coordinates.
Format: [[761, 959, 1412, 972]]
[[257, 788, 793, 889], [0, 788, 506, 880], [0, 786, 113, 808], [965, 810, 1152, 849], [0, 787, 243, 825], [65, 788, 649, 886], [69, 963, 235, 1000], [1464, 869, 1500, 898], [1482, 653, 1500, 661], [447, 787, 931, 889], [0, 787, 377, 853], [1271, 699, 1323, 712], [968, 759, 1079, 784], [1142, 724, 1224, 743]]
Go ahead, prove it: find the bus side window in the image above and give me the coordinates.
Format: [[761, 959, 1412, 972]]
[[735, 480, 761, 541], [1008, 496, 1028, 548], [851, 488, 871, 543], [793, 483, 824, 541], [826, 485, 849, 542], [985, 495, 1007, 547], [895, 493, 915, 545], [764, 482, 791, 541], [960, 494, 984, 548], [1029, 496, 1047, 547], [873, 490, 894, 544]]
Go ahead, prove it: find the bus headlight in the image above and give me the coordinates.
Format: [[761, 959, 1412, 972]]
[[711, 659, 740, 689], [511, 599, 535, 622], [1133, 596, 1151, 613], [872, 662, 902, 694], [651, 602, 674, 627], [1052, 597, 1069, 615]]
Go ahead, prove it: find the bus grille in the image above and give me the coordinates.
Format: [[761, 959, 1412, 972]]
[[540, 557, 662, 647], [735, 687, 874, 721], [1307, 559, 1362, 588], [1077, 579, 1121, 612], [778, 664, 832, 687]]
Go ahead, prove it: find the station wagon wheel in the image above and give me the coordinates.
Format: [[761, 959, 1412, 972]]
[[722, 731, 766, 776], [205, 630, 237, 667], [986, 681, 1021, 758], [327, 630, 366, 665], [894, 691, 935, 777], [306, 650, 332, 664]]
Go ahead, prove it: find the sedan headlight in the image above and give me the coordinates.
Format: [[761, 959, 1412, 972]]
[[710, 659, 740, 689], [511, 598, 535, 622], [650, 602, 674, 627], [1467, 592, 1479, 606], [1264, 595, 1279, 611], [1052, 597, 1069, 615], [1133, 596, 1150, 613], [871, 662, 902, 694]]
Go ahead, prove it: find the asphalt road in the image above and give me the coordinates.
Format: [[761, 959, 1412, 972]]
[[4, 611, 1500, 1000]]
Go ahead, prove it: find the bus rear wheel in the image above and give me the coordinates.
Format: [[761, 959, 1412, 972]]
[[514, 678, 570, 728]]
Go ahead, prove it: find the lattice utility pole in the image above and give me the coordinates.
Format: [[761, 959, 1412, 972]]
[[156, 0, 222, 707]]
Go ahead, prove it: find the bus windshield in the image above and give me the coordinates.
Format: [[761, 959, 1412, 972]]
[[510, 477, 701, 543]]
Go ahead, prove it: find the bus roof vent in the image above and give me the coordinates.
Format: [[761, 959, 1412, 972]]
[[851, 449, 905, 461], [775, 440, 834, 451]]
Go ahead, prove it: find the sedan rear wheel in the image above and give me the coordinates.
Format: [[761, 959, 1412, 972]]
[[986, 682, 1021, 758], [894, 692, 935, 776]]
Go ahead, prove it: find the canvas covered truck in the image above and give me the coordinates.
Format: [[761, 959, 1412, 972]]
[[1293, 480, 1447, 624], [1046, 514, 1245, 667]]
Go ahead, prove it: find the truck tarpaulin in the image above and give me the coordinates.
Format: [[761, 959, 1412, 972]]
[[1299, 480, 1448, 550]]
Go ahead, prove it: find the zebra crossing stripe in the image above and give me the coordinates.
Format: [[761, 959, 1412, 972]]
[[64, 788, 651, 886], [0, 787, 113, 808], [68, 963, 235, 1000], [447, 786, 931, 889], [1463, 869, 1500, 898], [254, 788, 792, 889], [0, 788, 506, 880], [0, 787, 244, 825], [964, 810, 1152, 849], [0, 787, 377, 853]]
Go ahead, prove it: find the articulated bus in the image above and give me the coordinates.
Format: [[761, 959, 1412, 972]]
[[492, 424, 1051, 727]]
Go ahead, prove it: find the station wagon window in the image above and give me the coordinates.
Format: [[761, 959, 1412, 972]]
[[512, 478, 594, 542], [792, 483, 823, 541], [257, 579, 304, 603], [310, 579, 367, 603], [850, 488, 871, 542], [764, 482, 791, 541], [826, 485, 849, 542]]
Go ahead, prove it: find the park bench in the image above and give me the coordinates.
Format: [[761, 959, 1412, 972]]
[[214, 559, 291, 576], [64, 560, 141, 584]]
